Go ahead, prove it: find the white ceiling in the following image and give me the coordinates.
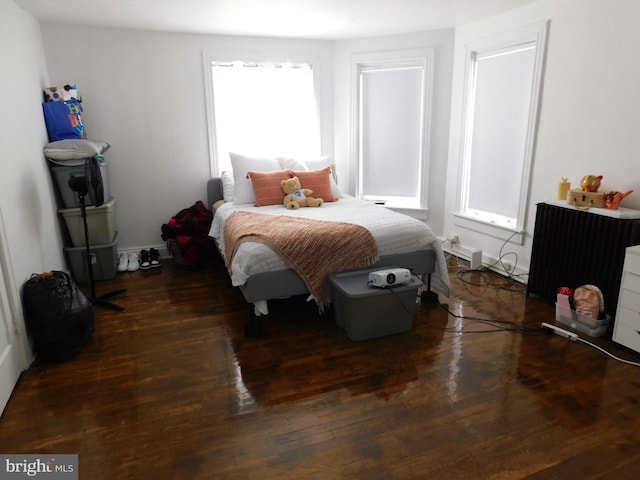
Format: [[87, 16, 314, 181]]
[[15, 0, 538, 40]]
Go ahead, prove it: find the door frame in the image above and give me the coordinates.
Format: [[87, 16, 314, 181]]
[[0, 205, 31, 415]]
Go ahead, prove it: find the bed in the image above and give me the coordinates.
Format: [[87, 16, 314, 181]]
[[206, 168, 449, 336]]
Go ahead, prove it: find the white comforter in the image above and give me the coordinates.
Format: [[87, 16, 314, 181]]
[[209, 197, 450, 296]]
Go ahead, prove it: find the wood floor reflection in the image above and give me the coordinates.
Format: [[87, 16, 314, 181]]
[[1, 255, 639, 479]]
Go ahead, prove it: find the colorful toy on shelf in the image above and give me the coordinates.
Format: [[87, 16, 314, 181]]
[[580, 175, 603, 192], [603, 190, 633, 210]]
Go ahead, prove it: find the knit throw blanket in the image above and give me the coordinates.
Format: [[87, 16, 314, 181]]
[[224, 211, 379, 307]]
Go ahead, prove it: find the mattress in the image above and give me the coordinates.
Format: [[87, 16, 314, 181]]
[[209, 197, 450, 297]]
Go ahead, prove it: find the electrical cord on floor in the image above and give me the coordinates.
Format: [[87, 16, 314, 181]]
[[456, 267, 526, 292], [384, 267, 639, 364], [402, 281, 541, 335], [431, 301, 542, 335], [486, 230, 520, 277], [375, 267, 542, 335], [542, 323, 640, 367], [425, 250, 640, 366], [576, 337, 640, 367], [432, 301, 640, 367], [456, 230, 529, 287], [415, 291, 640, 366]]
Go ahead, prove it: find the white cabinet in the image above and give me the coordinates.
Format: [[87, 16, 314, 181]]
[[613, 245, 640, 353]]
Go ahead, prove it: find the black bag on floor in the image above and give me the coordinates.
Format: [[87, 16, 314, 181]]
[[22, 271, 95, 362]]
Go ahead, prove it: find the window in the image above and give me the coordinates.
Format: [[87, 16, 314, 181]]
[[457, 21, 549, 237], [204, 59, 321, 175], [352, 50, 433, 212]]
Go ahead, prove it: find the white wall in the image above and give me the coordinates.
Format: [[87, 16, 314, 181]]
[[333, 29, 455, 237], [37, 0, 640, 278], [443, 0, 640, 273], [40, 24, 335, 253], [0, 0, 65, 364]]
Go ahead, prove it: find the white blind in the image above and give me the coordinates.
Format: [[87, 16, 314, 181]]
[[360, 66, 423, 200], [467, 44, 536, 220]]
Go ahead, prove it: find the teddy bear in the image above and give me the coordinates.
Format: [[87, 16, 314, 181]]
[[281, 176, 324, 209]]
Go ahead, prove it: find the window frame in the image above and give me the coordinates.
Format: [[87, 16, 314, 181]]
[[351, 49, 434, 216], [454, 21, 550, 242]]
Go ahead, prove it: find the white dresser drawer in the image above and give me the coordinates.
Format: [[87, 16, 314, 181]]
[[616, 305, 640, 329], [612, 321, 640, 352], [620, 270, 640, 295], [618, 286, 640, 312], [614, 246, 640, 353], [623, 248, 640, 273]]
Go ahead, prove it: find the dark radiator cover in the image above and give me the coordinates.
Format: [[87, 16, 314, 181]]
[[527, 202, 640, 318]]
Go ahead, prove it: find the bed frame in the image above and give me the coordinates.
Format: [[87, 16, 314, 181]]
[[206, 177, 439, 335]]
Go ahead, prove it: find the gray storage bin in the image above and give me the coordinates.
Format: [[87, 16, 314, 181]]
[[329, 268, 421, 341], [64, 232, 118, 283], [48, 158, 110, 208]]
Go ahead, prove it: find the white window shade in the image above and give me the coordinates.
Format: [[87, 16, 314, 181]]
[[467, 45, 536, 223], [457, 20, 549, 236], [360, 67, 423, 202]]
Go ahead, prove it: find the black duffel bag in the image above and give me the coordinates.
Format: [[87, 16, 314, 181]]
[[22, 271, 95, 362]]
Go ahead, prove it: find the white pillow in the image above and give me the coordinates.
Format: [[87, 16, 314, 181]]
[[280, 156, 344, 199], [220, 171, 234, 202], [277, 157, 308, 171], [229, 152, 281, 204]]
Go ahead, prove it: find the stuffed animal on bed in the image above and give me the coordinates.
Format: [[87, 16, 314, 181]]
[[281, 176, 324, 209]]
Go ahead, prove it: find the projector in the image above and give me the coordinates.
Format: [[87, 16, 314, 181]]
[[368, 268, 411, 288]]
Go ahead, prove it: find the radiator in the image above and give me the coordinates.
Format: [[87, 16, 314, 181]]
[[527, 202, 640, 318]]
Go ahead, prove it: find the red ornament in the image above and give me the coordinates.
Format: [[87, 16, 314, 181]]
[[557, 286, 574, 296]]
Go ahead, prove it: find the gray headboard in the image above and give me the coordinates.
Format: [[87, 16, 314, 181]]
[[206, 177, 223, 210]]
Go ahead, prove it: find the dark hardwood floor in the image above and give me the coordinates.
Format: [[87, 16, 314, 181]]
[[1, 255, 639, 479]]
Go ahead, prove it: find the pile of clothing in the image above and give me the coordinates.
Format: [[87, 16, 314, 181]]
[[161, 201, 217, 269]]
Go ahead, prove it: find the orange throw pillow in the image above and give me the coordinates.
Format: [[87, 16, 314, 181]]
[[288, 167, 336, 202], [248, 169, 291, 206]]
